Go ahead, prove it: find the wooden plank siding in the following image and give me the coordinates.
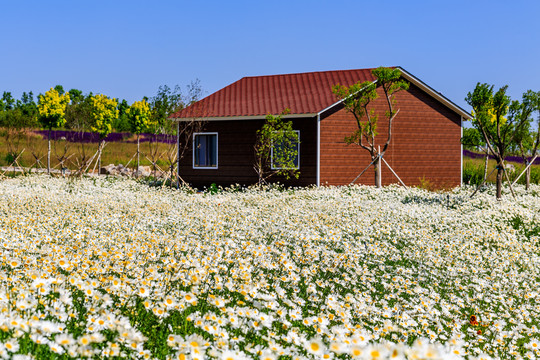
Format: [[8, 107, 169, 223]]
[[178, 118, 317, 188], [319, 83, 462, 188]]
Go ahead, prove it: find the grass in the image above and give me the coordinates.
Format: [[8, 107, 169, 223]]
[[463, 156, 540, 186], [0, 130, 175, 171]]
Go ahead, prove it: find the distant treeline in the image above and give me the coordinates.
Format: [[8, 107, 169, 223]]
[[0, 81, 202, 135]]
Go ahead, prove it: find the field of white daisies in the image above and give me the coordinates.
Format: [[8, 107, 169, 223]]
[[0, 176, 539, 360]]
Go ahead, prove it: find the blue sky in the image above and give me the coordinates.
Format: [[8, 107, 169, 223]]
[[1, 0, 539, 115]]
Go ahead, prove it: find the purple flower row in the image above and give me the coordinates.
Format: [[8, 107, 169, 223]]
[[34, 130, 177, 144], [464, 150, 540, 165]]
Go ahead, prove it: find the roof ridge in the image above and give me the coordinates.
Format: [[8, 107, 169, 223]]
[[240, 67, 380, 80]]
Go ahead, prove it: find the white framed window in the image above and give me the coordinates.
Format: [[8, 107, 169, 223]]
[[193, 132, 218, 169], [271, 130, 300, 170]]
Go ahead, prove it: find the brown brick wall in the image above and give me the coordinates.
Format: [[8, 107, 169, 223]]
[[320, 83, 462, 188]]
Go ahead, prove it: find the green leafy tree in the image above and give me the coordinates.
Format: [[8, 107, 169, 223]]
[[38, 88, 71, 174], [462, 127, 485, 150], [0, 92, 16, 112], [67, 88, 84, 105], [53, 85, 65, 95], [89, 94, 118, 174], [126, 99, 151, 176], [510, 90, 540, 190], [16, 92, 39, 164], [144, 85, 183, 179], [148, 81, 204, 183], [149, 85, 183, 135], [332, 67, 409, 187], [65, 89, 92, 131], [253, 109, 300, 185], [113, 99, 131, 132], [64, 90, 97, 174], [465, 83, 530, 199], [0, 92, 38, 169]]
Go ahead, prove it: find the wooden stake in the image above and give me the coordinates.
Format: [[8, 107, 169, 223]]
[[381, 156, 407, 188], [511, 155, 538, 186], [350, 156, 379, 185], [470, 166, 498, 199], [502, 164, 516, 200], [377, 146, 382, 188]]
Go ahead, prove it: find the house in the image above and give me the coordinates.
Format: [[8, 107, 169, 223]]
[[170, 67, 471, 188]]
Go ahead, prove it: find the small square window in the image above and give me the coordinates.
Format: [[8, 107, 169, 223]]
[[193, 133, 218, 168], [271, 130, 300, 170]]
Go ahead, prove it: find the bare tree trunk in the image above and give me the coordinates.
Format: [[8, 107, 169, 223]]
[[47, 129, 51, 175], [98, 140, 104, 176], [526, 164, 531, 190], [496, 162, 503, 200], [136, 134, 140, 178], [374, 156, 382, 188], [483, 152, 489, 182], [176, 122, 180, 189], [152, 134, 157, 180]]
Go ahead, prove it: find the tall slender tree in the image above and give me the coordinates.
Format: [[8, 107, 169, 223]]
[[38, 88, 70, 174], [89, 94, 118, 174], [466, 83, 530, 199], [511, 90, 540, 190], [332, 67, 408, 187], [126, 99, 151, 177]]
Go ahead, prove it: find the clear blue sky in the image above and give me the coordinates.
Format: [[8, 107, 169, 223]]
[[1, 0, 539, 115]]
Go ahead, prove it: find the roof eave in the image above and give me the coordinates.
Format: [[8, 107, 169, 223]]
[[397, 66, 472, 120]]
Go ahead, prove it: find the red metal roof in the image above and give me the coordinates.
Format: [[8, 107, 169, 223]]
[[171, 68, 377, 119]]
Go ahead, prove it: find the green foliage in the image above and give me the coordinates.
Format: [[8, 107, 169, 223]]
[[149, 85, 183, 135], [332, 67, 408, 155], [67, 88, 84, 103], [508, 214, 540, 239], [514, 164, 540, 185], [333, 80, 378, 146], [254, 109, 300, 184], [126, 100, 151, 135], [65, 91, 93, 131], [461, 127, 485, 150], [371, 67, 410, 104], [37, 88, 71, 131], [332, 67, 408, 186], [0, 92, 38, 131], [507, 90, 538, 154], [0, 92, 16, 111], [205, 182, 220, 195], [112, 99, 131, 132], [89, 94, 118, 139], [464, 83, 530, 160], [463, 157, 540, 186], [463, 162, 485, 186], [466, 83, 520, 198], [53, 84, 65, 95], [149, 80, 203, 135]]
